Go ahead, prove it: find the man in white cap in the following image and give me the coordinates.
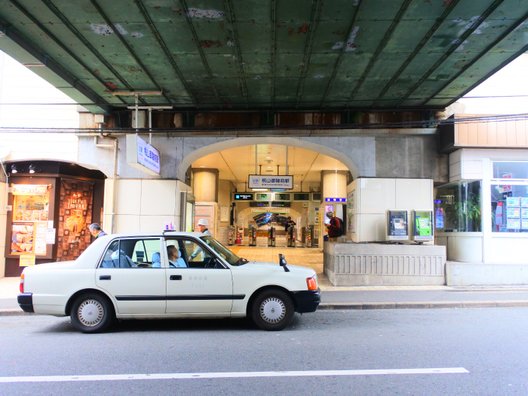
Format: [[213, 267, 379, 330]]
[[196, 218, 211, 236], [190, 218, 211, 260]]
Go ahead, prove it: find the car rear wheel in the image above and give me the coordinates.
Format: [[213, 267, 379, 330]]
[[251, 289, 294, 331], [70, 293, 114, 333]]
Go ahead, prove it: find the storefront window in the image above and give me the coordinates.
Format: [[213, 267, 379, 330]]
[[10, 184, 51, 255], [491, 161, 528, 232], [435, 181, 481, 232]]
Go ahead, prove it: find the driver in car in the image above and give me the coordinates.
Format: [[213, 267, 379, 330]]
[[167, 245, 186, 268]]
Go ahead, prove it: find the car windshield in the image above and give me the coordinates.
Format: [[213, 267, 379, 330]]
[[200, 236, 248, 266]]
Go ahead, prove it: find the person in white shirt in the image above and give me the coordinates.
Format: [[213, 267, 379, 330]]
[[196, 218, 211, 236], [190, 219, 211, 260]]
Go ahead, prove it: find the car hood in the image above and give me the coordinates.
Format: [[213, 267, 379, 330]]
[[244, 261, 316, 276]]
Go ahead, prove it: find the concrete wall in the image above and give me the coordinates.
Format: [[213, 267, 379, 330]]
[[77, 133, 443, 182], [103, 178, 190, 234], [348, 178, 434, 242], [376, 135, 446, 181]]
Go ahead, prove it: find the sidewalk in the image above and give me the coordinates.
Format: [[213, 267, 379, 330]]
[[3, 275, 528, 316]]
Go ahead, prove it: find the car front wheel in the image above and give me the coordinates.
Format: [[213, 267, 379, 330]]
[[70, 293, 114, 333], [251, 289, 294, 331]]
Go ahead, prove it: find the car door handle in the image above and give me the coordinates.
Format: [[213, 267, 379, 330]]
[[170, 275, 182, 280], [99, 275, 111, 280]]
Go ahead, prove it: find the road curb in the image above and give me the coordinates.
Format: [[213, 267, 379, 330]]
[[0, 309, 27, 316], [2, 300, 528, 317], [318, 301, 528, 310]]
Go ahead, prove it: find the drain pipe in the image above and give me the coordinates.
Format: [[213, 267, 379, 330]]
[[110, 136, 119, 234], [94, 132, 119, 234]]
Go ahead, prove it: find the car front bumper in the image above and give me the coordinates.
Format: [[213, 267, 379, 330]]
[[292, 289, 321, 313], [17, 293, 34, 313]]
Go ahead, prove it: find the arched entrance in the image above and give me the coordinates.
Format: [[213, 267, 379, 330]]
[[184, 139, 353, 270]]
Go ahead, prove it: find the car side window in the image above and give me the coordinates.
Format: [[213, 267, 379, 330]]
[[99, 238, 161, 268], [164, 238, 189, 268], [100, 240, 135, 268], [163, 238, 219, 269], [130, 238, 162, 268], [178, 238, 218, 269]]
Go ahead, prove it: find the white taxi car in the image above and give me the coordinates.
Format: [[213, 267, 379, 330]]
[[17, 232, 320, 333]]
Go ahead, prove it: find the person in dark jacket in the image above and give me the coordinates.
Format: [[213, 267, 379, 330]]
[[325, 212, 343, 239]]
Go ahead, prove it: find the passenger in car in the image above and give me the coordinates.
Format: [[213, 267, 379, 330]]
[[151, 252, 161, 268], [101, 249, 135, 268], [167, 245, 186, 268]]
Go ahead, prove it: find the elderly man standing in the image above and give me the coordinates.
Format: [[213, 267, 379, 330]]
[[88, 223, 107, 239]]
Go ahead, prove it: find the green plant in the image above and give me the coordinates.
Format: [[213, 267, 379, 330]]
[[454, 194, 481, 231]]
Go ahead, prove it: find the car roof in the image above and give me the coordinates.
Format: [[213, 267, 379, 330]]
[[97, 231, 205, 239]]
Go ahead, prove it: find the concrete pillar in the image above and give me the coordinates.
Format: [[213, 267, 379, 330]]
[[192, 169, 219, 202], [320, 170, 348, 246], [321, 170, 347, 200]]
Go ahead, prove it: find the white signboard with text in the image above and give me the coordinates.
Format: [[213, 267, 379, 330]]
[[248, 175, 293, 189], [126, 134, 161, 176]]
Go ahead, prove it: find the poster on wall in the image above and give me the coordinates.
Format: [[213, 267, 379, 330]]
[[506, 200, 521, 231], [10, 183, 51, 256], [521, 208, 528, 230], [57, 180, 94, 261], [11, 223, 34, 254]]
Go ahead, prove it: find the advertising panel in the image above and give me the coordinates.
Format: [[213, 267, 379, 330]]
[[387, 210, 408, 241], [413, 210, 433, 242]]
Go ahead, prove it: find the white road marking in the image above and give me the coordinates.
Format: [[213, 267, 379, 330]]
[[0, 367, 469, 383]]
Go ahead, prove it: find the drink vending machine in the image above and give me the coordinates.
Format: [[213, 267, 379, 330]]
[[235, 227, 244, 245]]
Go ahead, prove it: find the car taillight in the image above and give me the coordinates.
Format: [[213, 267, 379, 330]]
[[306, 275, 318, 291], [19, 273, 25, 293]]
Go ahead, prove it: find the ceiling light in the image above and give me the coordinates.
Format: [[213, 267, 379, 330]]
[[28, 164, 36, 174], [10, 164, 17, 174]]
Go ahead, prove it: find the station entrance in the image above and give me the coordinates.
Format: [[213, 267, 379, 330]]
[[189, 143, 350, 251]]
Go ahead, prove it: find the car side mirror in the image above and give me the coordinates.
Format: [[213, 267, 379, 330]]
[[279, 254, 290, 272]]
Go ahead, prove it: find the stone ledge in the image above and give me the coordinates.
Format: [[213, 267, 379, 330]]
[[324, 242, 446, 286]]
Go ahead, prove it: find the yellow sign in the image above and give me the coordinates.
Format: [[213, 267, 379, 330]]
[[11, 184, 50, 196], [19, 254, 36, 267]]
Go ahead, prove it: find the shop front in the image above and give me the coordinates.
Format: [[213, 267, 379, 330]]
[[3, 161, 105, 277], [435, 149, 528, 285]]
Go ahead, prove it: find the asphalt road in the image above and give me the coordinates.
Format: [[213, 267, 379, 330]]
[[1, 308, 527, 395]]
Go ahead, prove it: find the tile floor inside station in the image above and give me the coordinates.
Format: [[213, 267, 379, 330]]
[[228, 246, 324, 276]]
